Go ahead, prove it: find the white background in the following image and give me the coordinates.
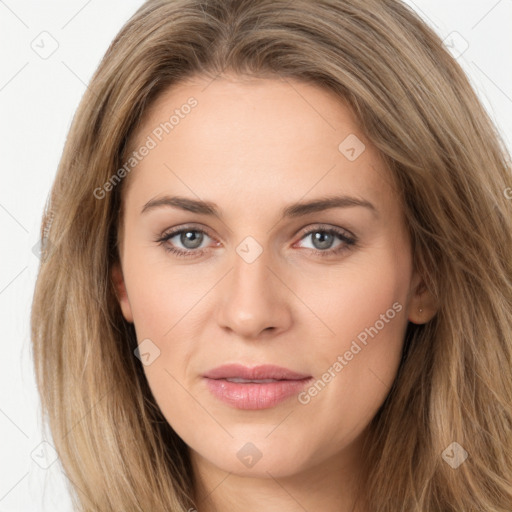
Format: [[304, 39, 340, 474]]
[[1, 0, 511, 510]]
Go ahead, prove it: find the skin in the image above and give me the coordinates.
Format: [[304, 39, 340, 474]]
[[112, 73, 437, 512]]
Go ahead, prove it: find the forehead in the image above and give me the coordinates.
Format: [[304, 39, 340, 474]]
[[134, 73, 364, 154], [122, 74, 398, 217]]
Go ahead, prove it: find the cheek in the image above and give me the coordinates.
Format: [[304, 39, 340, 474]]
[[293, 245, 411, 441], [123, 250, 200, 340], [297, 238, 411, 349], [122, 249, 211, 375], [124, 261, 207, 438]]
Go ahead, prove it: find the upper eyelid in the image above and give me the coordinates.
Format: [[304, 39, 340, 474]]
[[161, 223, 215, 240], [296, 224, 355, 239]]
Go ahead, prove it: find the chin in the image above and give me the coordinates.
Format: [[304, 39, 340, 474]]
[[195, 438, 312, 478]]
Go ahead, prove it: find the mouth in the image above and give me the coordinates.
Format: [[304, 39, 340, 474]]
[[202, 364, 313, 410], [223, 377, 283, 383], [203, 363, 311, 381]]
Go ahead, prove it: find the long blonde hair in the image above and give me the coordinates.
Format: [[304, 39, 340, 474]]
[[31, 0, 512, 510]]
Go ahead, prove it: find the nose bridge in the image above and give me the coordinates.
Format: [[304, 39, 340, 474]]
[[233, 244, 271, 296], [216, 240, 291, 337]]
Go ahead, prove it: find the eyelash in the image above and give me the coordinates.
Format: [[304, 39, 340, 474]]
[[155, 224, 357, 259]]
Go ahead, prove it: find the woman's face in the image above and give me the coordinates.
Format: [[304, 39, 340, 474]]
[[113, 74, 431, 481]]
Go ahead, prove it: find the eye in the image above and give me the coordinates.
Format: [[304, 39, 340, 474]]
[[294, 226, 357, 257], [155, 224, 357, 259], [155, 226, 216, 258]]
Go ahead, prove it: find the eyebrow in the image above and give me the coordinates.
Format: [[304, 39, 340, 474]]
[[140, 194, 378, 219]]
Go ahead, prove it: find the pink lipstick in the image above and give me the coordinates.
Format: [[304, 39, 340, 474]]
[[203, 364, 313, 410]]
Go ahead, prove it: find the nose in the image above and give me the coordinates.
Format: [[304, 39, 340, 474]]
[[215, 246, 293, 340]]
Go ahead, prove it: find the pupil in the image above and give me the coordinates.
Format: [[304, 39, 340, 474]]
[[313, 231, 333, 250], [182, 231, 203, 249]]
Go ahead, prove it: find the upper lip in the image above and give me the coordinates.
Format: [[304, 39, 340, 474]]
[[203, 364, 311, 380]]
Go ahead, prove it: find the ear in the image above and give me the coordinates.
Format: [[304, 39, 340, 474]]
[[111, 261, 134, 323], [407, 270, 438, 325]]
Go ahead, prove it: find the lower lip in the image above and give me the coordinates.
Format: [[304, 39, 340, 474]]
[[204, 377, 313, 410]]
